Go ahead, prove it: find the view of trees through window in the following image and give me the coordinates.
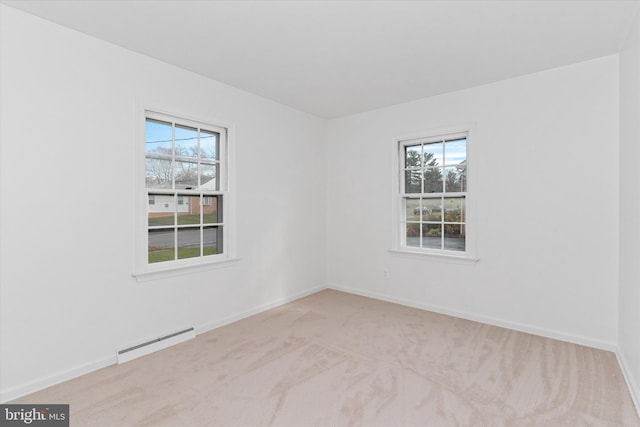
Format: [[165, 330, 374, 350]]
[[145, 116, 224, 264], [402, 136, 467, 252]]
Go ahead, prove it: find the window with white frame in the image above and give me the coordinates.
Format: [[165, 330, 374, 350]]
[[398, 131, 468, 254], [143, 111, 227, 266]]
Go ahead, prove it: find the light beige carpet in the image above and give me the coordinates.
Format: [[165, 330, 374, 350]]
[[11, 289, 640, 426]]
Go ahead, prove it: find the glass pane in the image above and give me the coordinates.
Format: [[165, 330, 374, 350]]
[[404, 170, 422, 194], [444, 167, 464, 192], [177, 228, 201, 259], [200, 129, 218, 160], [175, 159, 198, 188], [444, 197, 465, 223], [177, 194, 199, 225], [405, 223, 420, 248], [421, 198, 442, 222], [145, 158, 172, 189], [423, 141, 443, 166], [175, 124, 198, 158], [445, 138, 466, 166], [204, 226, 222, 256], [200, 163, 218, 190], [405, 144, 422, 168], [422, 224, 442, 249], [148, 194, 175, 226], [148, 228, 175, 263], [405, 198, 420, 220], [145, 119, 173, 156], [444, 224, 466, 252], [203, 195, 222, 224], [423, 168, 443, 193]]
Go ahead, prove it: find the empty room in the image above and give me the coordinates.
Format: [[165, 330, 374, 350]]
[[1, 0, 640, 425]]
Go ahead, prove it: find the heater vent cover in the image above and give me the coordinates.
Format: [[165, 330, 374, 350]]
[[117, 328, 195, 364]]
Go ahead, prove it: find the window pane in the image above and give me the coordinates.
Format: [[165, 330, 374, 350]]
[[405, 223, 420, 248], [444, 224, 465, 251], [203, 195, 222, 224], [144, 113, 227, 266], [423, 168, 443, 193], [423, 141, 443, 166], [177, 194, 198, 225], [422, 224, 442, 249], [145, 119, 173, 156], [421, 198, 442, 222], [148, 229, 175, 263], [405, 144, 421, 168], [444, 197, 465, 223], [398, 133, 468, 255], [175, 159, 198, 188], [204, 226, 222, 256], [174, 124, 198, 158], [459, 169, 467, 192], [148, 194, 175, 226], [200, 130, 218, 160], [405, 198, 420, 220], [200, 163, 218, 190], [404, 170, 422, 194], [145, 158, 172, 188], [445, 138, 466, 166], [177, 228, 201, 259], [444, 166, 466, 192]]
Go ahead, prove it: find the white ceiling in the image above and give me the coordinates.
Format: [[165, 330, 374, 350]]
[[3, 0, 639, 118]]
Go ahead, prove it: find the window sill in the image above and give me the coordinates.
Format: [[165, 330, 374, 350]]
[[388, 249, 479, 264], [132, 257, 241, 282]]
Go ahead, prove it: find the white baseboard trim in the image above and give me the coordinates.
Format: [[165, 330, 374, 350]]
[[196, 284, 328, 335], [0, 355, 116, 403], [616, 348, 640, 418], [1, 284, 328, 404], [327, 283, 617, 352]]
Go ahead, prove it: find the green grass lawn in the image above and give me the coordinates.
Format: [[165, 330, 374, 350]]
[[148, 214, 218, 226]]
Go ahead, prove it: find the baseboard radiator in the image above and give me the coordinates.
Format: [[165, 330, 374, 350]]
[[117, 327, 196, 364]]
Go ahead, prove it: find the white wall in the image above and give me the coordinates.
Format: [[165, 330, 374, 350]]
[[619, 9, 640, 410], [327, 56, 620, 349], [0, 5, 327, 401]]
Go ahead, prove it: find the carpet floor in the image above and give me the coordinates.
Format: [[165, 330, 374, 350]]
[[11, 289, 640, 426]]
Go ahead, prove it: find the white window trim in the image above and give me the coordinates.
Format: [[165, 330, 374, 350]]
[[132, 102, 238, 280], [390, 123, 478, 263]]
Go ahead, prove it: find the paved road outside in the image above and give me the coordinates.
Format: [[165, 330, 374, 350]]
[[149, 228, 216, 249]]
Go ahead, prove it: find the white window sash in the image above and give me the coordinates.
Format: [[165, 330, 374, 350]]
[[390, 124, 477, 261], [134, 103, 236, 278]]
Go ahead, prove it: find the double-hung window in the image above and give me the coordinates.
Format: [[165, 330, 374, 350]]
[[142, 111, 228, 269], [397, 129, 471, 256]]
